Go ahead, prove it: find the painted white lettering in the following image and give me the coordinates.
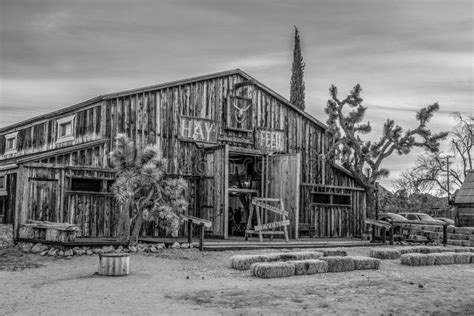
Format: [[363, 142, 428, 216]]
[[181, 118, 192, 138], [193, 122, 204, 140], [204, 122, 215, 142]]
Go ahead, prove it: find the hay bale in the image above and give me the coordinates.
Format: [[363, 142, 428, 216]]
[[288, 259, 328, 275], [352, 256, 381, 270], [369, 248, 401, 260], [230, 254, 268, 270], [397, 247, 416, 255], [429, 252, 455, 265], [274, 251, 324, 262], [452, 252, 471, 264], [322, 249, 347, 257], [320, 256, 355, 272], [400, 253, 426, 266], [252, 262, 296, 278]]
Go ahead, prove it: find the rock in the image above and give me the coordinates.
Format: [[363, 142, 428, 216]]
[[47, 248, 58, 256], [102, 246, 114, 253], [57, 250, 65, 256], [170, 242, 180, 249], [128, 246, 137, 252], [30, 243, 44, 253], [115, 246, 123, 253], [93, 248, 103, 254], [149, 247, 159, 253], [73, 246, 81, 251], [86, 250, 93, 255], [156, 243, 166, 250], [64, 249, 73, 256], [40, 250, 49, 256], [180, 243, 190, 249], [21, 243, 34, 253], [73, 249, 83, 255]]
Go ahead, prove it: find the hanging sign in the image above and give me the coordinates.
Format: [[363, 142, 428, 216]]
[[255, 128, 287, 153], [178, 115, 218, 144]]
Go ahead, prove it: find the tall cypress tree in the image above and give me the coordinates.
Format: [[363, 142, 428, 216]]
[[290, 26, 305, 110]]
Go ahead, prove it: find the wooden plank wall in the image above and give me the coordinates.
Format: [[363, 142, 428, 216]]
[[0, 173, 16, 224], [0, 104, 103, 159], [457, 206, 474, 227]]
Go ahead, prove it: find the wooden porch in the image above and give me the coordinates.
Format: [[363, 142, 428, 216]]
[[16, 236, 370, 251]]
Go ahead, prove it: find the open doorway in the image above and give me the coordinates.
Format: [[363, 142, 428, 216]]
[[227, 154, 263, 237]]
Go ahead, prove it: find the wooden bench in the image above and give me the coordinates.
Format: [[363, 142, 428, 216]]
[[182, 215, 212, 251], [19, 220, 80, 242]]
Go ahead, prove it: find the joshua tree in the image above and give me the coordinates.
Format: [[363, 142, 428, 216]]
[[325, 84, 447, 218], [110, 134, 188, 245], [290, 26, 305, 110]]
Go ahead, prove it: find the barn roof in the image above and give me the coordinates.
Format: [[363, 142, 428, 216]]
[[0, 69, 327, 133], [455, 170, 474, 204]]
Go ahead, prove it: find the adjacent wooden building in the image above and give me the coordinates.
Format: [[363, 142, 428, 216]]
[[0, 69, 366, 240], [454, 170, 474, 227]]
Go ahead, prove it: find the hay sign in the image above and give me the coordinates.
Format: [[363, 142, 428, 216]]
[[179, 115, 218, 144]]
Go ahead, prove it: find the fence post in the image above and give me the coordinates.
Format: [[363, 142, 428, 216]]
[[443, 224, 448, 246], [389, 224, 394, 245]]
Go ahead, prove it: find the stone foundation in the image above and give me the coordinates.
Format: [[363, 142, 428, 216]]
[[0, 224, 14, 249]]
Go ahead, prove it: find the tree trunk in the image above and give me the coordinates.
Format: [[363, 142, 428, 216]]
[[129, 208, 144, 246], [365, 186, 377, 219], [117, 203, 131, 242]]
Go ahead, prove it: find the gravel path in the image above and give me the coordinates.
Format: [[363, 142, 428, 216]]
[[1, 247, 473, 315]]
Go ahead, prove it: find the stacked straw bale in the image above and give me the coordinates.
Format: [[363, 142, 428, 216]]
[[352, 256, 381, 270], [230, 251, 324, 270], [428, 253, 455, 265], [251, 262, 296, 278], [400, 253, 435, 266], [231, 254, 269, 270], [322, 249, 347, 257], [369, 248, 401, 260], [320, 256, 355, 272], [452, 252, 471, 264], [288, 259, 329, 275]]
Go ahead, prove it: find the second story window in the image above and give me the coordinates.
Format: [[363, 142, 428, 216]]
[[4, 132, 18, 155], [56, 115, 75, 144]]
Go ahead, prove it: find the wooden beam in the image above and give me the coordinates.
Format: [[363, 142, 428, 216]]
[[301, 182, 365, 192]]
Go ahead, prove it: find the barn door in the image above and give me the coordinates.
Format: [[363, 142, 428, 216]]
[[200, 144, 228, 238], [28, 178, 60, 222], [265, 153, 301, 239]]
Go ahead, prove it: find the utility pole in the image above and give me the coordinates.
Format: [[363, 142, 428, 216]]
[[445, 156, 453, 206]]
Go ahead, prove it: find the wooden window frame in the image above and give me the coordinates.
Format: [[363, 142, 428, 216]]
[[4, 132, 18, 155], [226, 95, 254, 133], [56, 114, 75, 144]]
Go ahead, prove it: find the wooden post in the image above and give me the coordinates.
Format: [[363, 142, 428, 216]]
[[381, 227, 386, 243], [389, 224, 394, 245], [371, 224, 376, 243], [443, 224, 447, 246], [187, 220, 192, 244], [199, 223, 205, 251]]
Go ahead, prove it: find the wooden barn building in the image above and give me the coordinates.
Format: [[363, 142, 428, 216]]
[[0, 69, 366, 240], [454, 170, 474, 227]]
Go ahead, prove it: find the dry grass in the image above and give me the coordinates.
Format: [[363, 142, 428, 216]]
[[369, 248, 401, 260], [251, 262, 296, 278], [319, 256, 355, 272], [287, 259, 328, 275], [352, 256, 381, 270]]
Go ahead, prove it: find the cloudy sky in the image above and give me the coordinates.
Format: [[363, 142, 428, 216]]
[[0, 0, 472, 190]]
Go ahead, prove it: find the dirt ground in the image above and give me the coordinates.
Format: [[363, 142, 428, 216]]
[[1, 246, 473, 315]]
